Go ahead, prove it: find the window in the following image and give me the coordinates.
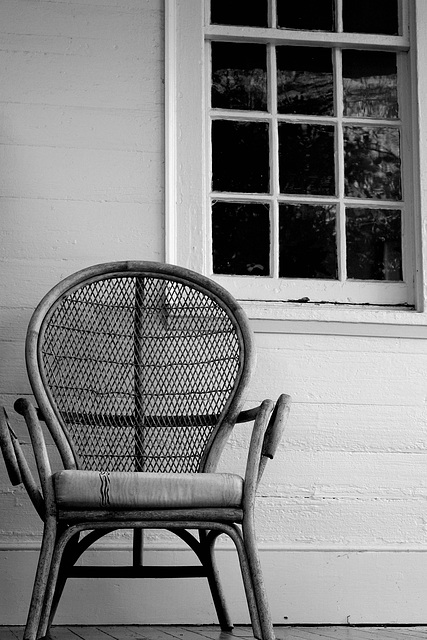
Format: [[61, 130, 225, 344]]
[[167, 1, 426, 320]]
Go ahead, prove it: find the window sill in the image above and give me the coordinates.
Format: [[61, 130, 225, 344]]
[[241, 300, 427, 338]]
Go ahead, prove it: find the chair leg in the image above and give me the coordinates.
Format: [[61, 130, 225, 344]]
[[36, 526, 77, 639], [23, 517, 57, 640], [44, 532, 80, 635], [242, 516, 275, 640], [132, 528, 144, 566], [219, 523, 262, 640], [45, 570, 68, 635], [45, 528, 116, 637], [200, 530, 233, 631]]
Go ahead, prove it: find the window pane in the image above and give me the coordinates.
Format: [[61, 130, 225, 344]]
[[212, 120, 270, 193], [277, 0, 334, 31], [210, 0, 268, 27], [279, 204, 337, 279], [343, 50, 398, 119], [343, 0, 398, 35], [344, 126, 401, 200], [212, 202, 270, 275], [346, 208, 402, 280], [279, 123, 335, 195], [277, 46, 333, 115], [212, 43, 267, 111]]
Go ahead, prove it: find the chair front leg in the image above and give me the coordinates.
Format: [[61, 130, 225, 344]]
[[242, 514, 275, 640], [36, 525, 79, 639], [23, 516, 57, 640], [45, 530, 81, 634], [218, 523, 263, 640]]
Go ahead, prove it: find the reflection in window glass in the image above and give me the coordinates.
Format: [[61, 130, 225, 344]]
[[344, 126, 401, 200], [277, 0, 334, 31], [343, 0, 398, 35], [343, 50, 398, 119], [212, 120, 270, 193], [346, 208, 402, 280], [210, 0, 268, 27], [212, 42, 267, 111], [277, 46, 333, 115], [279, 123, 335, 195], [212, 202, 270, 275], [279, 204, 337, 279]]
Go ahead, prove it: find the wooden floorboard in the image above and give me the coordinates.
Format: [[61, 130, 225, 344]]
[[3, 627, 427, 640]]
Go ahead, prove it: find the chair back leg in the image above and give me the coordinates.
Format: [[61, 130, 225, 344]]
[[199, 531, 233, 631]]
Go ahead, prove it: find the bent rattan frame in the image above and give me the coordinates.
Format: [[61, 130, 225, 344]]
[[0, 261, 291, 640]]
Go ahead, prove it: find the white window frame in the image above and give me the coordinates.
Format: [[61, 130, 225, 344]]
[[165, 0, 427, 338]]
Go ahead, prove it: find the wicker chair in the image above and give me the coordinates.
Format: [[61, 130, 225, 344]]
[[0, 261, 291, 640]]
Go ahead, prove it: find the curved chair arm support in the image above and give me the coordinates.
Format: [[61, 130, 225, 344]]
[[14, 398, 77, 471], [0, 407, 22, 485], [12, 436, 46, 520], [0, 406, 46, 519], [242, 399, 275, 514], [13, 398, 56, 517], [242, 395, 292, 513]]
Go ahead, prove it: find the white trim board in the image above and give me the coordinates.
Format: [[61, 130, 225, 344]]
[[250, 317, 427, 338]]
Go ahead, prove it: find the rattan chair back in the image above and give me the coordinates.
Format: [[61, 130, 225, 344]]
[[25, 262, 254, 474]]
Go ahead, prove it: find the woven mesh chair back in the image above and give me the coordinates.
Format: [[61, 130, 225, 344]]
[[31, 264, 251, 473]]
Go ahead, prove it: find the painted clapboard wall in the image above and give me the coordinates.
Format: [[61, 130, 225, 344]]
[[2, 0, 427, 626]]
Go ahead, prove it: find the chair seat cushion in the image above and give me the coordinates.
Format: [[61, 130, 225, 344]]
[[54, 470, 244, 509]]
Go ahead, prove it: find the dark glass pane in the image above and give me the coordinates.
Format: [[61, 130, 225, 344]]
[[212, 201, 270, 275], [279, 123, 335, 195], [277, 46, 333, 115], [343, 50, 398, 118], [210, 0, 268, 27], [344, 126, 401, 200], [212, 42, 267, 111], [279, 204, 337, 279], [277, 0, 334, 31], [346, 208, 402, 280], [212, 120, 269, 193], [343, 0, 398, 35]]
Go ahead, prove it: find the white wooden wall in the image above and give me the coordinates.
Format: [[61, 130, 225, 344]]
[[2, 0, 427, 627]]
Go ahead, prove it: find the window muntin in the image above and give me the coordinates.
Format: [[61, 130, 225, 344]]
[[207, 1, 412, 305]]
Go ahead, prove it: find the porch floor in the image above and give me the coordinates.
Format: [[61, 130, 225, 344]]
[[1, 626, 427, 640]]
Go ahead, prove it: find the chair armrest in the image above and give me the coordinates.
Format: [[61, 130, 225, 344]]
[[258, 394, 291, 483], [262, 393, 292, 460]]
